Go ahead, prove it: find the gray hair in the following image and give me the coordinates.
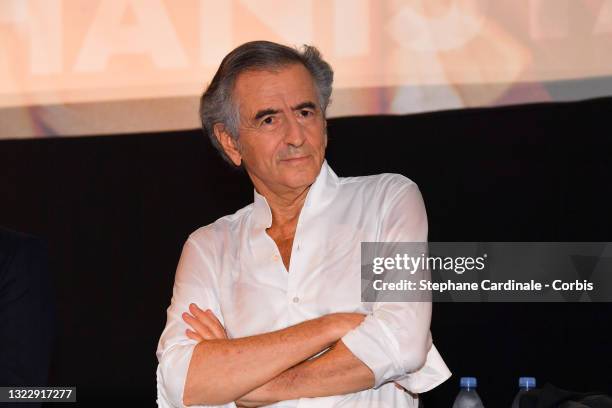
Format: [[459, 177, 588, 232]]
[[199, 40, 334, 165]]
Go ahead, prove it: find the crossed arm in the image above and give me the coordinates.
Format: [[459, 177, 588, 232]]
[[181, 304, 375, 406]]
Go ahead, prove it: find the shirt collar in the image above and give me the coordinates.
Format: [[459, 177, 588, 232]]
[[251, 160, 339, 229]]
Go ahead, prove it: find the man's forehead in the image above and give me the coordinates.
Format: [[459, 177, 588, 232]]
[[233, 65, 318, 111]]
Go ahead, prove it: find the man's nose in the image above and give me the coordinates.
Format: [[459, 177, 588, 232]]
[[283, 114, 306, 147]]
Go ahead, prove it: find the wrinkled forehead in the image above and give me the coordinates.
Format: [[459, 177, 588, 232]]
[[232, 64, 320, 115]]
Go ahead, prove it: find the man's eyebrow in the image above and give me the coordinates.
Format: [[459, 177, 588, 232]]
[[292, 101, 317, 111], [253, 102, 317, 120], [254, 108, 280, 121]]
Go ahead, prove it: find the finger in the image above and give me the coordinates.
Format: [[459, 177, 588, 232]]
[[186, 329, 204, 342], [190, 304, 224, 338], [183, 312, 216, 339], [190, 304, 227, 339], [182, 312, 216, 339], [203, 309, 228, 339]]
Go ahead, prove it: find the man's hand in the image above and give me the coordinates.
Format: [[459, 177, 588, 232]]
[[182, 303, 228, 341]]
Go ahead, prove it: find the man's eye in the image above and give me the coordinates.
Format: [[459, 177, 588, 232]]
[[262, 117, 274, 125], [300, 110, 313, 117]]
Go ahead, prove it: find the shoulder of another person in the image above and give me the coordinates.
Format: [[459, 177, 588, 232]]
[[0, 227, 44, 261], [0, 228, 47, 285], [0, 227, 21, 261]]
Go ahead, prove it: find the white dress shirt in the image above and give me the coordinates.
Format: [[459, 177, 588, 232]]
[[156, 161, 451, 407]]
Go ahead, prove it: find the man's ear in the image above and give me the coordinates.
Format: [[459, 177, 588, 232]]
[[213, 124, 242, 166]]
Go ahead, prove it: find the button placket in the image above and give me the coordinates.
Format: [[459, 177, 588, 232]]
[[287, 242, 301, 307], [288, 208, 307, 310]]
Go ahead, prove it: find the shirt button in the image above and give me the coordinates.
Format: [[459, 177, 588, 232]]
[[292, 296, 300, 303], [273, 254, 280, 261]]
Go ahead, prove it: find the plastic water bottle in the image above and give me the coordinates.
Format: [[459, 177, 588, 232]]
[[511, 377, 536, 408], [452, 377, 485, 408]]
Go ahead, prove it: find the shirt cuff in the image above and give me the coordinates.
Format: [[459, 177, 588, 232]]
[[157, 343, 195, 407], [341, 314, 405, 388], [393, 343, 452, 393], [157, 343, 240, 408]]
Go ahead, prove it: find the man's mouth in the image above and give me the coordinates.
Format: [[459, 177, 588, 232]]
[[281, 155, 309, 163]]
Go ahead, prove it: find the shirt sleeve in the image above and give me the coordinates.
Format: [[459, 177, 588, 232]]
[[156, 233, 237, 408], [341, 176, 435, 389]]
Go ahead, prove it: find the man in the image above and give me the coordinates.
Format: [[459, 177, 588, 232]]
[[156, 41, 451, 407]]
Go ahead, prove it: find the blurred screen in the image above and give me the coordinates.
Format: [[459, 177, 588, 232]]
[[1, 0, 612, 138]]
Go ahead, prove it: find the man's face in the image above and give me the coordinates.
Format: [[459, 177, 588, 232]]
[[222, 64, 327, 195]]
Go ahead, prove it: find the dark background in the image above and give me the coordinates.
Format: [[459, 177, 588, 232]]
[[1, 96, 611, 406]]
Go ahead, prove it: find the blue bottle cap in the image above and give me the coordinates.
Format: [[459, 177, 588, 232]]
[[519, 377, 536, 389], [460, 377, 478, 389]]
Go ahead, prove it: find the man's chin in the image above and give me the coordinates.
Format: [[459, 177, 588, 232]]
[[281, 171, 317, 190], [275, 158, 323, 189]]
